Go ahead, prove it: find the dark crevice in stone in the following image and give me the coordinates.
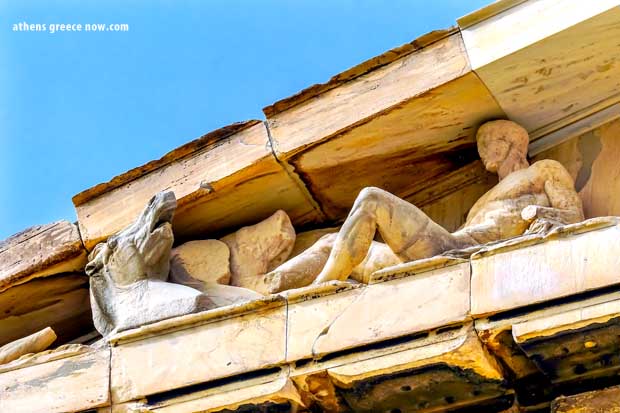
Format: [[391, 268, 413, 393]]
[[145, 367, 282, 406]]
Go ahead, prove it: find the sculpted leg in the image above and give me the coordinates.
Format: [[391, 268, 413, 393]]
[[265, 232, 402, 292], [264, 233, 338, 293], [314, 187, 469, 283]]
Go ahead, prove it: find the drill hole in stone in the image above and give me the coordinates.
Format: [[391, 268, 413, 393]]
[[444, 396, 456, 404], [600, 354, 613, 366], [573, 364, 587, 375], [401, 385, 412, 392]]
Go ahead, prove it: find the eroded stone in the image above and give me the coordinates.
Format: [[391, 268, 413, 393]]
[[266, 234, 401, 293], [0, 348, 110, 413], [285, 258, 470, 361], [471, 218, 620, 316], [221, 209, 295, 293], [169, 239, 231, 289], [110, 301, 287, 403]]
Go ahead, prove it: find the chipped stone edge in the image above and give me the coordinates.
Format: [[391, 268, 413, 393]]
[[370, 255, 468, 284], [512, 298, 620, 343], [470, 216, 619, 260], [108, 294, 286, 345], [279, 280, 362, 305], [0, 344, 91, 374]]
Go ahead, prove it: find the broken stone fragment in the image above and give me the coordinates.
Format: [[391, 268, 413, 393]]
[[220, 209, 296, 293], [169, 239, 232, 290], [0, 327, 57, 365]]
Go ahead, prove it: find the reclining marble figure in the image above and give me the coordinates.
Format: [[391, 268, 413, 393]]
[[312, 120, 585, 283], [85, 190, 212, 336], [265, 120, 585, 288]]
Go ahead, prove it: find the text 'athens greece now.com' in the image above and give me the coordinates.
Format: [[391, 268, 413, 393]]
[[12, 21, 129, 34]]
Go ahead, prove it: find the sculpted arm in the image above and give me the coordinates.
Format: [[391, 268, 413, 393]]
[[522, 162, 584, 225]]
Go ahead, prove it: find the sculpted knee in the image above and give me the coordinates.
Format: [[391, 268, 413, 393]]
[[357, 186, 385, 204]]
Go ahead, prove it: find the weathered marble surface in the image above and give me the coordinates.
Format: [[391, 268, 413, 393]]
[[85, 191, 212, 336], [119, 376, 304, 413], [265, 235, 401, 293], [471, 217, 620, 316], [284, 257, 470, 361], [327, 326, 507, 412], [0, 348, 110, 413], [5, 219, 620, 411], [265, 233, 338, 293], [0, 273, 91, 348], [290, 324, 509, 413], [110, 297, 287, 403], [0, 220, 87, 293], [0, 343, 90, 374]]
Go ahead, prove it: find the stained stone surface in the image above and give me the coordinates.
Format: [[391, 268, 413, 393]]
[[0, 348, 110, 413], [110, 301, 287, 403], [0, 220, 87, 293], [285, 258, 470, 361], [203, 283, 264, 307], [124, 377, 304, 413], [264, 233, 337, 294], [265, 236, 401, 293], [471, 217, 620, 316], [553, 385, 620, 413]]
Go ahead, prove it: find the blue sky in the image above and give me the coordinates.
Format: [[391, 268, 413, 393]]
[[0, 0, 489, 240]]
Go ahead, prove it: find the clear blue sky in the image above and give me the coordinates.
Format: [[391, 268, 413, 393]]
[[0, 0, 489, 240]]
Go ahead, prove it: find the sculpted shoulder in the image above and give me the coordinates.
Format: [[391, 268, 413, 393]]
[[529, 159, 574, 182], [530, 159, 566, 170]]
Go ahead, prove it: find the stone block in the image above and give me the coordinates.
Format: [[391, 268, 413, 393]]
[[0, 348, 110, 413], [471, 218, 620, 317], [553, 385, 620, 412], [110, 297, 287, 403], [0, 220, 86, 293], [138, 376, 303, 413], [290, 324, 510, 413], [512, 295, 620, 384], [314, 258, 470, 357]]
